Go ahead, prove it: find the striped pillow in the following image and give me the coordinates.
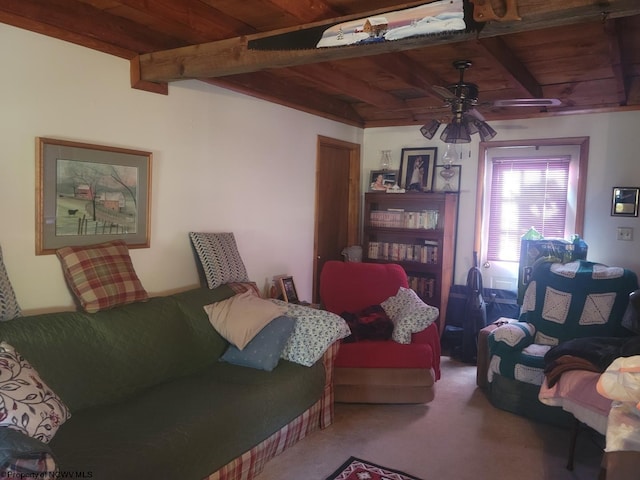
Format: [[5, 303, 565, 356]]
[[189, 232, 249, 289], [0, 245, 22, 321], [56, 240, 148, 313]]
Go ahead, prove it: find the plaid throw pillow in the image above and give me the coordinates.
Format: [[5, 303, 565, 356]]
[[56, 240, 148, 313]]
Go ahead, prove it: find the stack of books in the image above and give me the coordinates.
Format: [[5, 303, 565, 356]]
[[367, 240, 438, 263], [369, 209, 439, 229]]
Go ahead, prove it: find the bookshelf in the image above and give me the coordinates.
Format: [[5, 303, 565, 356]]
[[363, 192, 458, 335]]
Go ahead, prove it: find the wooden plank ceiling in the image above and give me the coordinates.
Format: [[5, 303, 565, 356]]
[[2, 0, 640, 128]]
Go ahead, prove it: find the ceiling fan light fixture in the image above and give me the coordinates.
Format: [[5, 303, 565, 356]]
[[440, 122, 471, 144], [476, 120, 497, 142], [465, 115, 479, 135], [420, 120, 441, 139]]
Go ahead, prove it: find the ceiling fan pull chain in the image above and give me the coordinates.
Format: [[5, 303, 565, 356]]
[[470, 0, 521, 23]]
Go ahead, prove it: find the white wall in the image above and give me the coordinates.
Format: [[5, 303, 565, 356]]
[[364, 112, 640, 286], [0, 24, 362, 311], [3, 23, 639, 313]]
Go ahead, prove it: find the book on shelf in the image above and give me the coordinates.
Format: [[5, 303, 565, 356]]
[[367, 241, 439, 264], [407, 275, 436, 299], [370, 209, 439, 229]]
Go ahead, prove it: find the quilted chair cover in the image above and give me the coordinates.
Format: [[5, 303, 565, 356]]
[[486, 260, 638, 422]]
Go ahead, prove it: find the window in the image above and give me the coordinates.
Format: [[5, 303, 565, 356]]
[[487, 157, 570, 262], [474, 138, 588, 290]]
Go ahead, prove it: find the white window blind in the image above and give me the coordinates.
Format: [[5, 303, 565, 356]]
[[487, 157, 570, 262]]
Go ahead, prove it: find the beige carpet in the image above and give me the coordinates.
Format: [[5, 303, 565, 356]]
[[256, 356, 602, 480]]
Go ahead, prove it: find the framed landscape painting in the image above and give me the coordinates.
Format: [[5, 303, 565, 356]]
[[36, 137, 152, 255]]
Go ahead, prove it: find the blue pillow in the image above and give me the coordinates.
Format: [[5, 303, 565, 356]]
[[220, 316, 295, 371]]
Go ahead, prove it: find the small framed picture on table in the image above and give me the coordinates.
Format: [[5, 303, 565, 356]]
[[279, 276, 299, 303]]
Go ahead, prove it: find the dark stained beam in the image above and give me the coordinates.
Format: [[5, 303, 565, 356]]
[[115, 0, 257, 40], [289, 63, 410, 110], [136, 0, 640, 83], [0, 0, 179, 59], [371, 52, 449, 101], [476, 36, 543, 98], [603, 19, 629, 106], [263, 0, 344, 22], [204, 72, 365, 126]]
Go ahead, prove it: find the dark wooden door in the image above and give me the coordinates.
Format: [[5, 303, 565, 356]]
[[313, 136, 360, 303]]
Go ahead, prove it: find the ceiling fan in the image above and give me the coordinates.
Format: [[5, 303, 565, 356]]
[[421, 60, 561, 143]]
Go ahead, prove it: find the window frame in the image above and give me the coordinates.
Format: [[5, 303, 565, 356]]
[[474, 137, 589, 263]]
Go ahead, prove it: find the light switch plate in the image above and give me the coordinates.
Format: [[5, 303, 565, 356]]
[[617, 227, 633, 241]]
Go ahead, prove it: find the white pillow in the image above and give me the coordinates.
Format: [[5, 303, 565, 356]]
[[271, 300, 350, 367], [0, 342, 71, 443], [204, 291, 287, 350], [381, 287, 439, 344]]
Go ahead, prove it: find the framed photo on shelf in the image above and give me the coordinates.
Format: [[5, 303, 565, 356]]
[[36, 137, 152, 255], [369, 169, 398, 191], [611, 187, 639, 217], [433, 164, 462, 192], [399, 147, 437, 192], [279, 276, 299, 303]]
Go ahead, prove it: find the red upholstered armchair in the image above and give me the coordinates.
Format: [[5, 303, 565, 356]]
[[320, 260, 441, 403]]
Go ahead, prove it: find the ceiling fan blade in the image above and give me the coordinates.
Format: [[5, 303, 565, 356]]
[[493, 98, 562, 107], [467, 108, 485, 121], [432, 85, 456, 100]]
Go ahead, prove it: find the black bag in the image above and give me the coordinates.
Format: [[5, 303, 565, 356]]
[[461, 253, 487, 364]]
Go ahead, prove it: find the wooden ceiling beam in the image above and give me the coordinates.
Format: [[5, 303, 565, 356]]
[[476, 36, 543, 98], [263, 0, 345, 22], [113, 0, 256, 39], [603, 19, 629, 106], [204, 72, 364, 126], [290, 63, 409, 110], [0, 0, 177, 59], [136, 0, 640, 83], [372, 52, 449, 100]]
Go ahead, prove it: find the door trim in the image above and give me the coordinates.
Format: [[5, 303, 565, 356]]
[[313, 135, 361, 302]]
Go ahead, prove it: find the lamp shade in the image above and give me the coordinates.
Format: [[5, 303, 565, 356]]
[[420, 120, 441, 139], [476, 120, 497, 142], [440, 122, 471, 143]]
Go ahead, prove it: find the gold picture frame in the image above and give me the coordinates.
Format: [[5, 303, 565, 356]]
[[611, 187, 639, 217], [36, 137, 152, 255]]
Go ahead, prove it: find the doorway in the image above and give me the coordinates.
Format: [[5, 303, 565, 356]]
[[313, 136, 361, 303], [474, 137, 588, 290]]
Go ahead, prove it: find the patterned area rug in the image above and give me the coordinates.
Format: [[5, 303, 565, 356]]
[[326, 457, 423, 480]]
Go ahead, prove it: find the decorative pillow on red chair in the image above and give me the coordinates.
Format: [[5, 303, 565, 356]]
[[340, 305, 394, 343]]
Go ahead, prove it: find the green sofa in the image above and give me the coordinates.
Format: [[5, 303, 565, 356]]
[[0, 285, 338, 479]]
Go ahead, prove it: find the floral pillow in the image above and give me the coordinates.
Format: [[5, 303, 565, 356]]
[[0, 342, 71, 443], [271, 300, 350, 367], [381, 287, 439, 344]]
